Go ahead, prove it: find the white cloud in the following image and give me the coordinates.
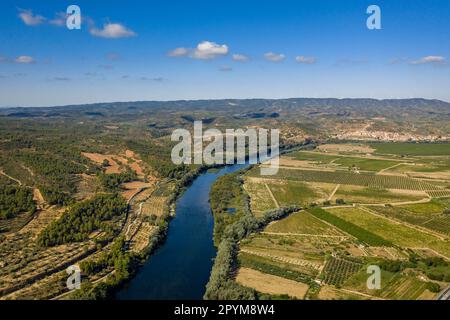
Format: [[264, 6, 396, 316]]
[[295, 56, 317, 64], [49, 12, 66, 27], [232, 54, 249, 62], [191, 41, 228, 60], [14, 56, 35, 64], [90, 23, 136, 39], [410, 56, 446, 65], [264, 52, 285, 62], [168, 47, 189, 57], [18, 9, 45, 26]]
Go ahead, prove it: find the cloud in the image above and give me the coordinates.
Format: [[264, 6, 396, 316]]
[[14, 55, 35, 64], [49, 12, 66, 27], [191, 41, 228, 60], [98, 64, 114, 70], [140, 76, 165, 82], [232, 54, 249, 62], [51, 76, 70, 81], [18, 9, 45, 26], [295, 56, 317, 64], [106, 52, 121, 61], [168, 47, 189, 57], [264, 52, 285, 62], [0, 56, 7, 62], [121, 75, 129, 79], [84, 72, 99, 77], [90, 23, 136, 39], [219, 66, 233, 72], [410, 56, 446, 65]]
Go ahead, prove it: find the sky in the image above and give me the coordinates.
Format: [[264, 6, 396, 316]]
[[0, 0, 449, 107]]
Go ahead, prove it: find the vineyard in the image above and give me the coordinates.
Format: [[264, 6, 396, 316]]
[[250, 168, 441, 191], [368, 205, 450, 236], [380, 275, 430, 300], [422, 217, 450, 235], [426, 190, 450, 198], [307, 208, 393, 246], [322, 257, 362, 286], [141, 196, 167, 217]]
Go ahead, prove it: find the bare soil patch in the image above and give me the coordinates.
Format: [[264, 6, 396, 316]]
[[318, 144, 375, 154], [236, 267, 309, 299]]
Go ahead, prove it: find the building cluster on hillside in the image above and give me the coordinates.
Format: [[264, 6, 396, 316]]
[[334, 129, 450, 142]]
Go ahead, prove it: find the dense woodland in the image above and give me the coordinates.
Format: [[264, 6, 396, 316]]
[[37, 194, 127, 246], [0, 185, 35, 219]]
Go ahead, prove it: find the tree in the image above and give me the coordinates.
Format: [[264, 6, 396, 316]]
[[102, 159, 110, 167]]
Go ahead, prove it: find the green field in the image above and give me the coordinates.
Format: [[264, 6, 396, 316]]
[[268, 181, 321, 206], [344, 270, 431, 300], [249, 168, 441, 191], [266, 211, 343, 236], [322, 257, 363, 286], [333, 157, 399, 172], [332, 185, 424, 204], [307, 208, 392, 246], [370, 142, 450, 156], [327, 207, 450, 258], [290, 152, 339, 163], [368, 202, 450, 236]]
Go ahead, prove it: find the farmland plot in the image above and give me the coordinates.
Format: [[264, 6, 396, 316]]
[[236, 267, 310, 299], [327, 207, 450, 258], [249, 168, 441, 191], [322, 257, 363, 286], [243, 178, 278, 214]]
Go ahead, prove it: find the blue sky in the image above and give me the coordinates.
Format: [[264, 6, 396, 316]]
[[0, 0, 449, 107]]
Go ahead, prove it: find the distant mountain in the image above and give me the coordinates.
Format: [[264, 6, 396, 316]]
[[0, 98, 449, 124]]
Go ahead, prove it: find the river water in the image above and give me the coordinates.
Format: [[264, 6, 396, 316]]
[[116, 164, 247, 300]]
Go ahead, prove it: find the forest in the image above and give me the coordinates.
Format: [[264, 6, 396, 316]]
[[37, 194, 127, 247], [0, 185, 35, 219]]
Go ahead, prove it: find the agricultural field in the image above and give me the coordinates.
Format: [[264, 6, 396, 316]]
[[369, 142, 450, 156], [243, 177, 278, 214], [367, 201, 450, 236], [266, 180, 325, 207], [236, 267, 310, 299], [235, 143, 450, 300], [265, 210, 345, 237], [330, 185, 425, 204], [322, 256, 363, 286], [249, 168, 441, 191], [327, 207, 450, 258]]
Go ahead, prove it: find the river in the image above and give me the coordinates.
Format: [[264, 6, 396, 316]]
[[116, 164, 247, 300]]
